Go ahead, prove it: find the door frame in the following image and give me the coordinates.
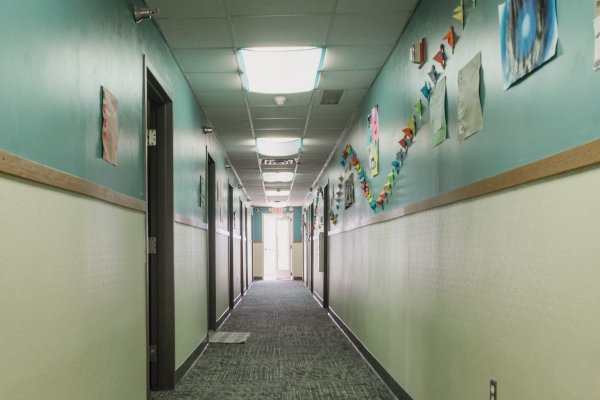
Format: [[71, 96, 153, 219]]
[[310, 202, 315, 293], [144, 60, 175, 391], [228, 183, 234, 309], [323, 184, 330, 309], [207, 153, 217, 331], [239, 199, 245, 297]]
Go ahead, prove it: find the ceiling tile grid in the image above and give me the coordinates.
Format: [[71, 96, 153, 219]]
[[146, 0, 419, 206]]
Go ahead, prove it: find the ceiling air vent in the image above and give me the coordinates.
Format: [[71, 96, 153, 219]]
[[261, 158, 297, 166], [320, 90, 344, 105]]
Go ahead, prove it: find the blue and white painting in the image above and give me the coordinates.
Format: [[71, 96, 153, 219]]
[[499, 0, 558, 89]]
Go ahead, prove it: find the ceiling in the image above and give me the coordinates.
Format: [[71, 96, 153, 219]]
[[145, 0, 419, 206]]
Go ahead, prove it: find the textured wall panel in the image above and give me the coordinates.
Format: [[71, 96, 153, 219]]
[[215, 233, 230, 319], [0, 174, 146, 400], [292, 242, 303, 279], [329, 166, 600, 400], [174, 223, 208, 368], [252, 243, 264, 277]]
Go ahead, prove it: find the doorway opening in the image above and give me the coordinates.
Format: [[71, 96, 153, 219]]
[[263, 213, 293, 280], [207, 154, 216, 331], [146, 67, 175, 390]]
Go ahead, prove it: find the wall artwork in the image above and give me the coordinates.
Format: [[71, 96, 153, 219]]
[[430, 76, 447, 147], [499, 0, 558, 89], [594, 1, 600, 70], [101, 87, 119, 166], [344, 173, 354, 209], [367, 105, 379, 177], [458, 52, 484, 139]]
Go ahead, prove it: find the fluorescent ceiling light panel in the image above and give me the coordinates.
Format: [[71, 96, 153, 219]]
[[265, 190, 290, 197], [263, 172, 295, 183], [256, 137, 302, 157], [239, 47, 325, 93]]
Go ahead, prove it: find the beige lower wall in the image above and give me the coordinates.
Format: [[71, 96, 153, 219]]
[[0, 174, 147, 400], [215, 232, 229, 320], [329, 165, 600, 400], [252, 242, 264, 278], [174, 223, 207, 368], [292, 242, 303, 279]]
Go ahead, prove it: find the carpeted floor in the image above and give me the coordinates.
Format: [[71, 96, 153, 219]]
[[151, 280, 395, 400]]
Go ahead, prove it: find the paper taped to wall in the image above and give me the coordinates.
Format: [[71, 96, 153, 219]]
[[458, 52, 483, 139], [594, 16, 600, 71], [430, 76, 447, 147]]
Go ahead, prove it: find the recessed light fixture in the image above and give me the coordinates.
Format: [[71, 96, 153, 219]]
[[239, 47, 326, 94], [256, 138, 302, 157], [265, 190, 290, 197], [262, 172, 295, 183]]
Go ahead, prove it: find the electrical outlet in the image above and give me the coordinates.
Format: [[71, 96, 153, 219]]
[[490, 379, 497, 400]]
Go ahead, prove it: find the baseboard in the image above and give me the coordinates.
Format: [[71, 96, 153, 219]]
[[175, 335, 208, 383], [312, 292, 324, 308], [233, 293, 243, 308], [293, 276, 303, 281], [216, 309, 231, 329], [252, 276, 263, 281], [328, 309, 413, 400]]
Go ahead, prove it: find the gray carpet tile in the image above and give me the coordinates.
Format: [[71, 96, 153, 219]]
[[151, 280, 395, 400]]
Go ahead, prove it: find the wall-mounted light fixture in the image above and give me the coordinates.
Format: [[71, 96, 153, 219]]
[[202, 126, 214, 134], [134, 6, 158, 23]]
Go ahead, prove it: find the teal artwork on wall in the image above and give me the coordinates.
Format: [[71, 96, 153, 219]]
[[499, 0, 559, 89]]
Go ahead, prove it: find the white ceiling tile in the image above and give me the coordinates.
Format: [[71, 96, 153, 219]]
[[327, 13, 410, 45], [337, 88, 369, 107], [194, 91, 246, 107], [322, 45, 392, 71], [210, 118, 252, 130], [318, 70, 379, 90], [303, 137, 339, 147], [157, 18, 233, 48], [187, 72, 242, 91], [216, 129, 254, 140], [148, 0, 226, 18], [254, 129, 304, 138], [310, 103, 356, 119], [227, 0, 337, 16], [232, 16, 330, 47], [173, 49, 238, 73], [250, 106, 309, 119], [203, 106, 249, 120], [247, 92, 313, 107], [308, 118, 348, 129], [336, 0, 418, 13], [252, 119, 306, 130], [304, 129, 343, 139]]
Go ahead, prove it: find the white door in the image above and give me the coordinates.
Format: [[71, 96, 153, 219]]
[[263, 213, 292, 279]]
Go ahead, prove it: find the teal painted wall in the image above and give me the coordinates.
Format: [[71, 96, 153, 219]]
[[313, 1, 600, 399], [315, 0, 600, 222], [0, 0, 246, 393], [252, 207, 302, 241]]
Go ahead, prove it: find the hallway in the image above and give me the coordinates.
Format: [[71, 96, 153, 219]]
[[152, 281, 394, 400]]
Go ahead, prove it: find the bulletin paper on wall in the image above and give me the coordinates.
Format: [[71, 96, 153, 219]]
[[101, 87, 119, 166], [430, 76, 447, 147], [499, 0, 558, 89], [594, 1, 600, 70], [458, 52, 483, 139], [367, 106, 379, 177]]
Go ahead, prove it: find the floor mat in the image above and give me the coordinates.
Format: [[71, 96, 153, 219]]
[[208, 331, 251, 343]]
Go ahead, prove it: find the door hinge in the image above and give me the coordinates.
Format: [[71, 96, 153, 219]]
[[148, 237, 157, 254], [147, 129, 157, 146], [149, 345, 157, 362]]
